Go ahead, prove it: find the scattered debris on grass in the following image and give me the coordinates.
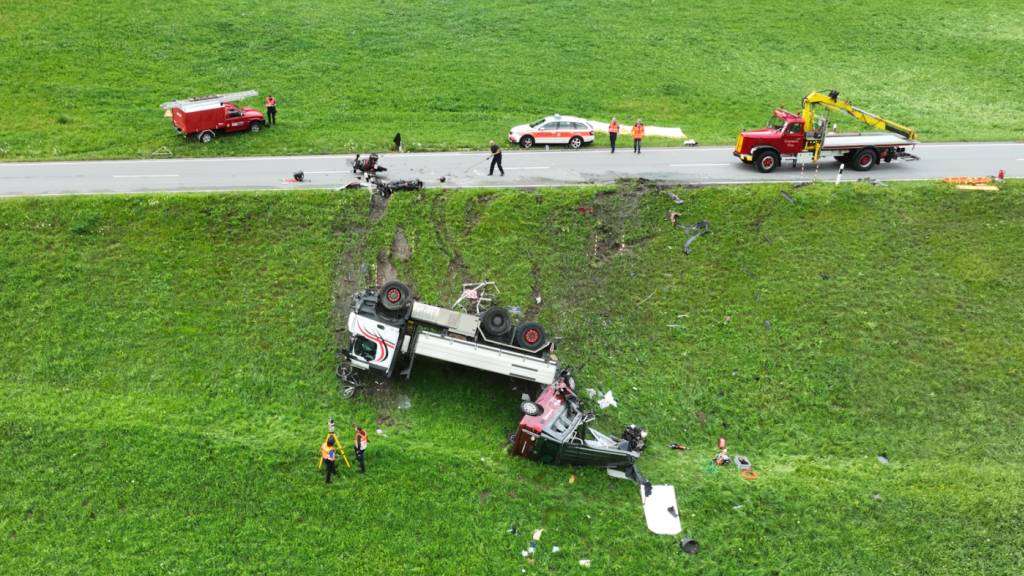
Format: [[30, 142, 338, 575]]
[[820, 272, 831, 280], [666, 191, 685, 205], [763, 319, 771, 330], [669, 443, 687, 450], [871, 492, 883, 501], [877, 453, 889, 464], [597, 390, 618, 409], [551, 545, 560, 553], [568, 474, 576, 484], [781, 191, 796, 204], [679, 538, 700, 555], [857, 177, 886, 187], [642, 483, 682, 535], [397, 395, 412, 410], [579, 559, 592, 568], [682, 220, 711, 255]]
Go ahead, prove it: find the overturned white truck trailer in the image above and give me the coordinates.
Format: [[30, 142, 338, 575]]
[[341, 281, 647, 467]]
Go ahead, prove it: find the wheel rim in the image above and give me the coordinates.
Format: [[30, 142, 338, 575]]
[[859, 154, 872, 167], [570, 138, 581, 149], [524, 328, 540, 345], [523, 138, 533, 148], [762, 156, 774, 170], [386, 288, 402, 303], [252, 124, 260, 132]]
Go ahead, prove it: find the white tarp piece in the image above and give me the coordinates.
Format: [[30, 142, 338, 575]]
[[641, 484, 682, 535], [589, 120, 686, 140], [597, 390, 618, 409]]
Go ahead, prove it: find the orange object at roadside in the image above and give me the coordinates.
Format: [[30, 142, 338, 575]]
[[943, 176, 992, 185]]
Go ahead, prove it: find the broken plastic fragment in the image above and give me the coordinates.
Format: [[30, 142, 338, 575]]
[[579, 559, 592, 568], [531, 528, 543, 541], [585, 388, 597, 399], [551, 546, 560, 553], [877, 454, 889, 464], [597, 390, 617, 409]]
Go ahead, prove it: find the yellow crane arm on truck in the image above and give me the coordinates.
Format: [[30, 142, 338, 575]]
[[801, 90, 917, 160]]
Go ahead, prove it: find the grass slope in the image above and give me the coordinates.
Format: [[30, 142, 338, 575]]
[[1, 1, 1023, 160], [1, 182, 1023, 574]]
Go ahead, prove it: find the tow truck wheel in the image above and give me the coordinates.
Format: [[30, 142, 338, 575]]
[[481, 306, 512, 339], [198, 131, 214, 144], [754, 150, 780, 173], [250, 122, 262, 133], [514, 322, 547, 351], [379, 280, 411, 312], [851, 148, 878, 171], [520, 136, 535, 149], [568, 136, 583, 149], [521, 401, 542, 417]]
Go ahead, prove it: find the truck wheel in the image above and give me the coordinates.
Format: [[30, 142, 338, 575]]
[[481, 307, 512, 339], [198, 131, 214, 144], [514, 322, 547, 351], [851, 149, 878, 171], [379, 281, 411, 312], [521, 401, 543, 417], [568, 136, 583, 149], [250, 122, 262, 133], [520, 135, 535, 149], [754, 150, 780, 173]]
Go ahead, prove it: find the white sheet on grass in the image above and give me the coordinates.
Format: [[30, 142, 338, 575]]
[[589, 120, 686, 139], [641, 484, 682, 535]]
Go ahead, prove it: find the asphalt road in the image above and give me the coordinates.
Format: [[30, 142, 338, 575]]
[[1, 142, 1021, 198]]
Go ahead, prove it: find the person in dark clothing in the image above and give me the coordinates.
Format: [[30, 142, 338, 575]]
[[354, 426, 368, 474], [265, 95, 277, 125], [488, 141, 504, 176], [393, 132, 402, 152]]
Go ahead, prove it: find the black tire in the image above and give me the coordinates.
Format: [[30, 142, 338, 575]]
[[250, 122, 262, 133], [851, 148, 878, 171], [198, 131, 214, 144], [754, 149, 780, 173], [480, 307, 512, 338], [513, 322, 547, 351], [520, 135, 535, 149], [568, 136, 583, 149], [379, 281, 411, 312], [521, 401, 542, 417]]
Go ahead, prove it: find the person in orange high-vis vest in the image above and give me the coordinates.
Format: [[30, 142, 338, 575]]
[[608, 117, 620, 154], [632, 119, 645, 154], [265, 95, 277, 125], [320, 435, 337, 483], [354, 426, 369, 474]]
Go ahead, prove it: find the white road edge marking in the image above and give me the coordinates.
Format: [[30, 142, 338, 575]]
[[112, 174, 179, 178], [669, 163, 730, 167], [303, 170, 350, 174], [506, 166, 550, 170]]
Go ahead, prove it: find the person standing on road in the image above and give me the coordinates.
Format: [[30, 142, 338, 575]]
[[488, 140, 504, 176], [608, 117, 620, 153], [265, 94, 277, 125], [320, 435, 337, 484], [354, 426, 369, 474], [632, 119, 644, 154]]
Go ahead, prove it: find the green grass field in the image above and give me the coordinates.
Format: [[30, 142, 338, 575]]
[[2, 181, 1022, 574], [2, 1, 1023, 160]]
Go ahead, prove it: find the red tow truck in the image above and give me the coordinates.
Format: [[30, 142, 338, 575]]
[[160, 90, 265, 143], [735, 90, 919, 173]]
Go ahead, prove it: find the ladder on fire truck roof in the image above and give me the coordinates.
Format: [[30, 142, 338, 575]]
[[159, 90, 258, 110]]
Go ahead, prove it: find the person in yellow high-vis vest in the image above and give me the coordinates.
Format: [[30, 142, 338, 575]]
[[320, 435, 338, 483]]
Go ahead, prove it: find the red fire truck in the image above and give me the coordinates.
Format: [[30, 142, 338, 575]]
[[160, 90, 265, 143]]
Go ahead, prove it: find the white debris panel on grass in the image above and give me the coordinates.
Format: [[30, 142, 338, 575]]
[[588, 119, 687, 139]]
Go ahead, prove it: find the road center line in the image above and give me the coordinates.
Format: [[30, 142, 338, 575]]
[[112, 174, 179, 178], [669, 163, 731, 167]]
